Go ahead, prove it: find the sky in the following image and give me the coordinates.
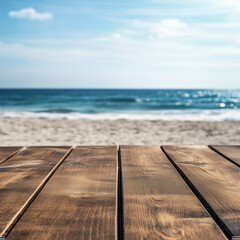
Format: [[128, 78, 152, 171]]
[[0, 0, 240, 89]]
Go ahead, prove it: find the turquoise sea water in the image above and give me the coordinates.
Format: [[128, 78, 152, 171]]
[[0, 89, 239, 121]]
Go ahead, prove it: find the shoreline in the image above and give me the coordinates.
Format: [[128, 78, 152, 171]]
[[1, 118, 239, 146], [1, 109, 240, 122]]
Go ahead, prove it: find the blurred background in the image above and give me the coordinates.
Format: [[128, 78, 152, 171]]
[[0, 0, 240, 145]]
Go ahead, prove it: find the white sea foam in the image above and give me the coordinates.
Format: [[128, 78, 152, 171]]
[[0, 110, 240, 121]]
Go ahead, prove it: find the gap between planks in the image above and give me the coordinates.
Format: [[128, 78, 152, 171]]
[[209, 145, 240, 168], [0, 147, 73, 239], [161, 146, 233, 240], [117, 147, 124, 240]]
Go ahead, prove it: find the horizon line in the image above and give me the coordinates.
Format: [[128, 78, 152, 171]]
[[0, 87, 239, 90]]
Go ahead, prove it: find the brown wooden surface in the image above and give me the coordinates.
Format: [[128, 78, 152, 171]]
[[210, 145, 240, 167], [120, 146, 226, 240], [7, 146, 117, 240], [0, 147, 22, 164], [0, 146, 70, 236], [163, 146, 240, 239]]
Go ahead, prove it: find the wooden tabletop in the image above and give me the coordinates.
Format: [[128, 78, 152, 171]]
[[0, 145, 239, 240]]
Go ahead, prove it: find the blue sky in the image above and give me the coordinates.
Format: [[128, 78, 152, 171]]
[[0, 0, 240, 88]]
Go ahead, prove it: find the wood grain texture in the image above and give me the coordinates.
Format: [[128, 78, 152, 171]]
[[0, 146, 70, 236], [163, 145, 240, 239], [120, 146, 226, 240], [7, 146, 117, 240], [210, 145, 240, 167], [0, 147, 22, 164]]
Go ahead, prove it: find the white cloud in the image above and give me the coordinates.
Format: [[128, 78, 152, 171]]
[[133, 19, 189, 37], [9, 8, 52, 21], [131, 19, 201, 41]]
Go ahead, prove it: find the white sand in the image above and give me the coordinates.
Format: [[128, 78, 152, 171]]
[[0, 119, 239, 146]]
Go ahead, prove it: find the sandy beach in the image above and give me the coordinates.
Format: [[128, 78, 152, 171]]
[[1, 118, 239, 146]]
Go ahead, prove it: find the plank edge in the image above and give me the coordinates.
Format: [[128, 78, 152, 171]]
[[209, 145, 240, 168], [0, 146, 73, 238], [161, 145, 232, 240], [0, 147, 26, 165]]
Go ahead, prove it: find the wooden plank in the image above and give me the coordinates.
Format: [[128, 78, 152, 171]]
[[120, 146, 226, 240], [0, 146, 71, 238], [210, 145, 240, 167], [162, 146, 240, 239], [7, 146, 117, 240], [0, 147, 23, 164]]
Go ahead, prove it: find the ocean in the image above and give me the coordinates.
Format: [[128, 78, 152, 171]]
[[0, 89, 239, 121]]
